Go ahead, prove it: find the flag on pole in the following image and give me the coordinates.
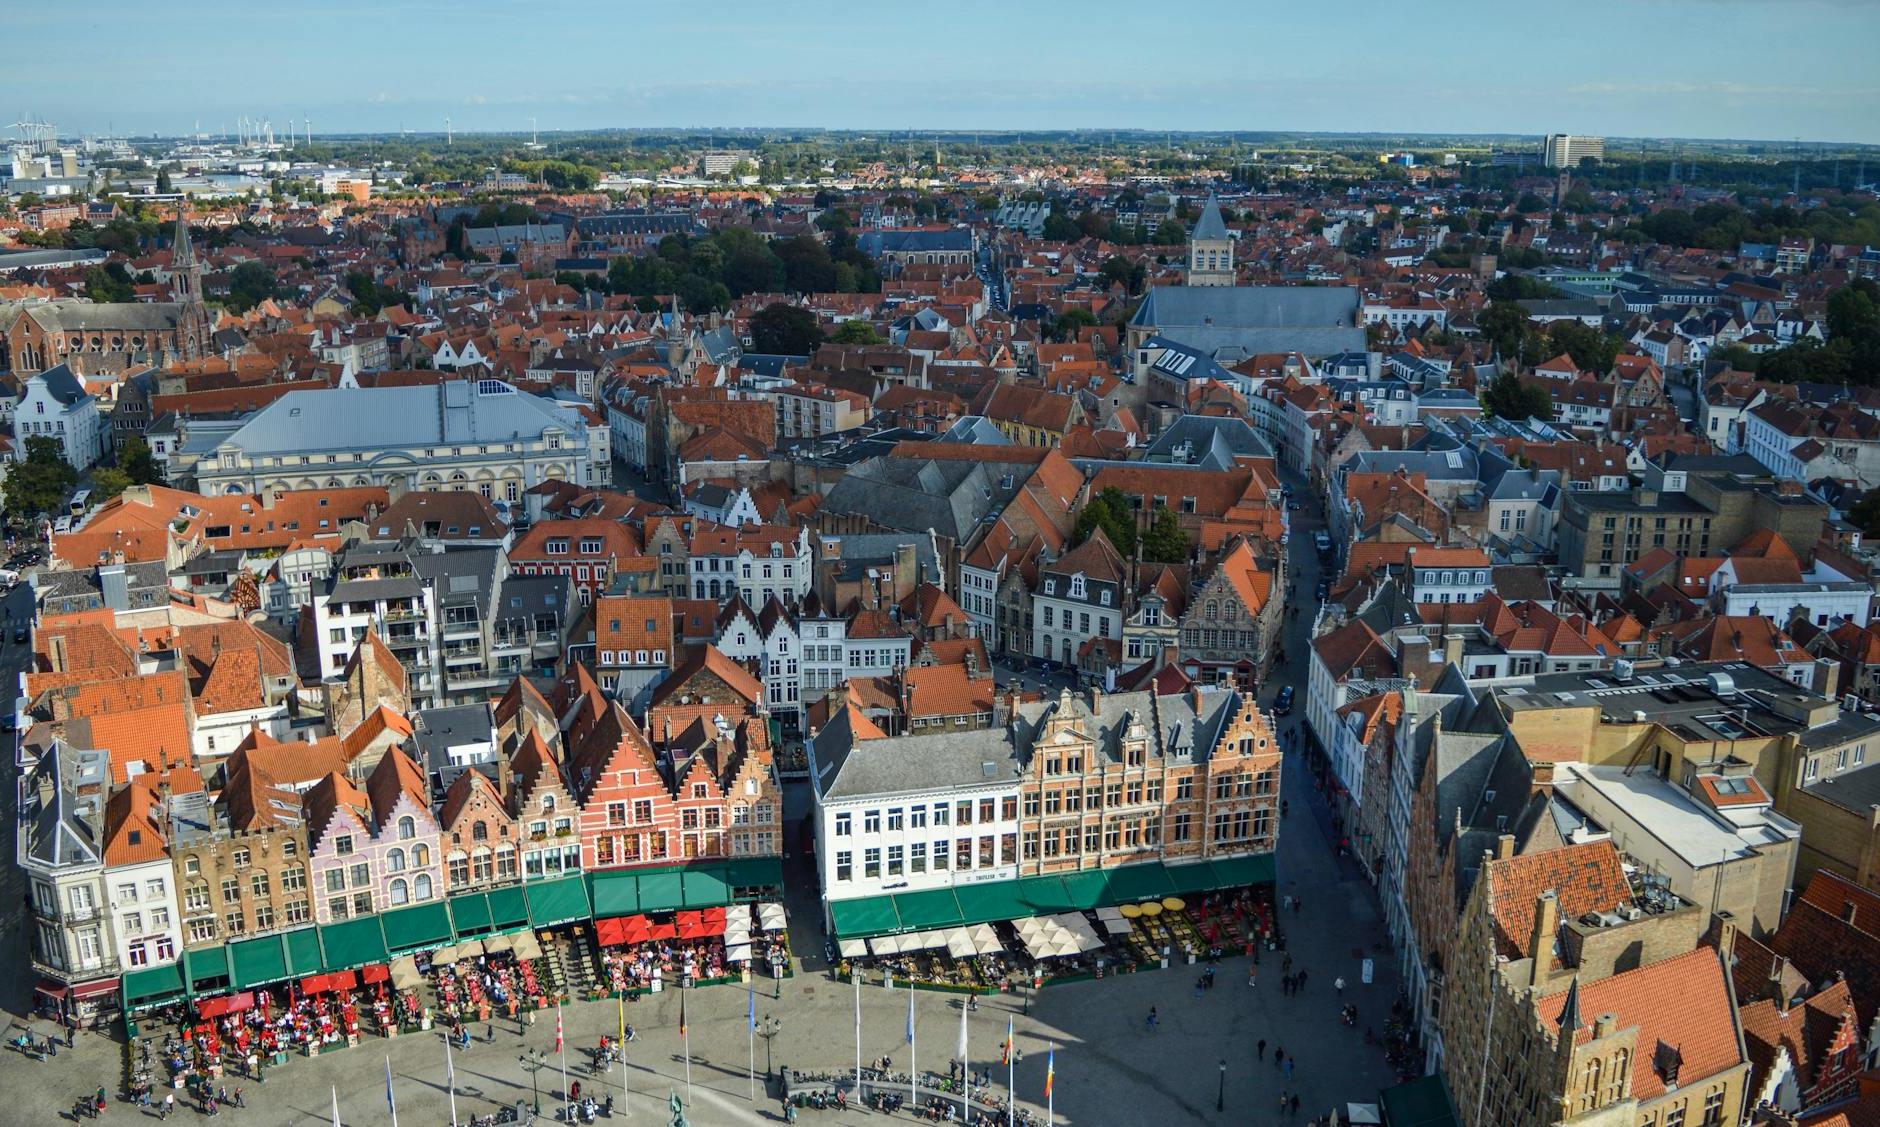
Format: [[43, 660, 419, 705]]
[[1043, 1045, 1055, 1099], [618, 992, 626, 1048], [555, 1003, 564, 1054], [384, 1056, 399, 1127], [680, 987, 689, 1040], [957, 995, 969, 1063], [330, 1084, 341, 1127], [749, 986, 757, 1030], [1002, 1016, 1013, 1065]]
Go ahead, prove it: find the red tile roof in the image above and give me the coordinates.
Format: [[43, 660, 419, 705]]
[[1537, 948, 1743, 1102]]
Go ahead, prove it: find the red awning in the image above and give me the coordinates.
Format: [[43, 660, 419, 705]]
[[34, 981, 69, 1000], [360, 964, 390, 985], [299, 975, 329, 996], [70, 979, 121, 1001], [326, 970, 357, 991], [196, 991, 254, 1019]]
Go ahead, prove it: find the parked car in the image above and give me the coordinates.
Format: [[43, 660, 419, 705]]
[[1273, 686, 1295, 716]]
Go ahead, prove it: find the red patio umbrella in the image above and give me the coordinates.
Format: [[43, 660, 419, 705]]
[[645, 921, 677, 941], [299, 975, 329, 996], [619, 916, 653, 944], [360, 964, 390, 985], [327, 970, 358, 991]]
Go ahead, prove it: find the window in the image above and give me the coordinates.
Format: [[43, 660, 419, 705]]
[[250, 872, 269, 897], [887, 808, 903, 832], [835, 852, 852, 882], [232, 848, 251, 868], [886, 845, 904, 876], [933, 840, 950, 870], [224, 910, 245, 936], [415, 874, 434, 901], [864, 810, 881, 834], [933, 803, 949, 826], [220, 878, 240, 903], [335, 835, 354, 857], [398, 815, 416, 840], [282, 865, 305, 892], [350, 863, 371, 888], [910, 842, 926, 873], [387, 848, 406, 873], [863, 848, 881, 879]]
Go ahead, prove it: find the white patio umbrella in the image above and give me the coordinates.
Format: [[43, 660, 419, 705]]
[[757, 903, 788, 932], [838, 938, 870, 959], [970, 924, 1006, 956]]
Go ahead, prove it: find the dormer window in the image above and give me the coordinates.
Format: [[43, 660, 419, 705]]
[[1069, 575, 1086, 600]]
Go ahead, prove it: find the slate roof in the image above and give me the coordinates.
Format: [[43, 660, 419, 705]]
[[1191, 195, 1230, 241], [218, 380, 574, 455], [1131, 285, 1364, 360]]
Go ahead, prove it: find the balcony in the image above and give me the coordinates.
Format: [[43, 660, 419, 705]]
[[39, 902, 101, 924], [442, 618, 482, 641], [32, 953, 120, 981]]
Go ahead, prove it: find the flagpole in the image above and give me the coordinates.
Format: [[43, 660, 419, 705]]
[[619, 992, 631, 1119], [747, 984, 757, 1102], [1046, 1042, 1055, 1127], [852, 967, 862, 1106], [908, 986, 918, 1111], [683, 983, 693, 1105], [957, 994, 970, 1123], [384, 1055, 399, 1127], [445, 1032, 460, 1127], [1006, 1017, 1015, 1127], [330, 1084, 341, 1127], [557, 1002, 569, 1124]]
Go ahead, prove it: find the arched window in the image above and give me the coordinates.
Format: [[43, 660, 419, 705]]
[[412, 844, 430, 868], [471, 821, 489, 842], [389, 878, 409, 906], [414, 873, 434, 901], [386, 848, 406, 873], [398, 816, 415, 840]]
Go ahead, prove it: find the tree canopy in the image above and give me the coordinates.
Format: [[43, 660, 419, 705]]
[[829, 320, 883, 346], [1480, 372, 1553, 422], [226, 260, 281, 312], [1073, 488, 1138, 557], [3, 436, 79, 519], [1141, 506, 1190, 564], [747, 303, 824, 355]]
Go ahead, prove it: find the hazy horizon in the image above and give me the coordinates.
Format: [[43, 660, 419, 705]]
[[13, 0, 1879, 145]]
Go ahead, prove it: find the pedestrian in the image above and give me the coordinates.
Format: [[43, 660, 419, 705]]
[[1282, 799, 1290, 818], [1279, 1092, 1289, 1116], [1335, 976, 1346, 996], [1248, 966, 1258, 989], [1291, 1094, 1301, 1116], [1257, 1038, 1267, 1060], [1283, 1057, 1295, 1082], [245, 1052, 258, 1079], [161, 1093, 174, 1120], [1146, 1006, 1158, 1032], [1273, 1047, 1284, 1069], [1299, 969, 1310, 991], [66, 1022, 76, 1048], [1281, 893, 1293, 912], [486, 1021, 494, 1043], [1294, 896, 1303, 915], [1282, 953, 1293, 975], [48, 1037, 56, 1058]]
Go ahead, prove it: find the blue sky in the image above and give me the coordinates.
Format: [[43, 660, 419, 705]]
[[13, 0, 1879, 143]]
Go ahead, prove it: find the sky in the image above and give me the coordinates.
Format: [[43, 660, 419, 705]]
[[11, 0, 1880, 144]]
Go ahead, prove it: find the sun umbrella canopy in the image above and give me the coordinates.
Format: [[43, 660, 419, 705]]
[[430, 945, 461, 966], [757, 902, 788, 932], [838, 938, 869, 959], [482, 934, 513, 954]]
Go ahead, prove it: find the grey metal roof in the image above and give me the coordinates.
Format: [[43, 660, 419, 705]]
[[17, 741, 106, 871], [821, 457, 1021, 543], [1143, 414, 1275, 468], [329, 576, 425, 603], [219, 380, 575, 455], [12, 299, 190, 333], [32, 363, 90, 406], [1133, 284, 1360, 331], [413, 547, 500, 608], [1190, 195, 1230, 241]]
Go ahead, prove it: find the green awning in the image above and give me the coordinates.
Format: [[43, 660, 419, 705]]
[[1379, 1074, 1461, 1127], [1056, 869, 1111, 910], [635, 871, 686, 914], [284, 928, 326, 977], [487, 885, 530, 931], [1104, 863, 1176, 903], [184, 945, 231, 992], [892, 887, 965, 931], [953, 881, 1030, 925], [681, 867, 732, 909], [828, 895, 902, 939], [723, 857, 783, 891], [380, 901, 454, 952], [1013, 875, 1079, 914], [448, 893, 493, 937], [320, 917, 389, 971], [525, 875, 590, 927], [1201, 854, 1276, 889], [123, 962, 187, 1009], [588, 872, 642, 916], [229, 936, 289, 990]]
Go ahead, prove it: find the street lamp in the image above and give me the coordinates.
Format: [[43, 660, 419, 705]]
[[758, 1015, 784, 1081], [519, 1047, 548, 1114], [1217, 1059, 1227, 1112]]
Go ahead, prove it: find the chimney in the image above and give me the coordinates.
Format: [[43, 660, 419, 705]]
[[48, 632, 68, 674], [1529, 889, 1560, 988], [1593, 1013, 1619, 1040], [1443, 633, 1465, 668], [1813, 658, 1842, 702], [1496, 833, 1515, 860]]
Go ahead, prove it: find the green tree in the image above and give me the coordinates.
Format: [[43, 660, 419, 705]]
[[776, 235, 838, 294], [83, 265, 134, 303], [226, 260, 279, 311], [89, 467, 132, 502], [155, 169, 172, 194], [1050, 308, 1098, 343], [2, 436, 79, 518], [829, 320, 883, 346], [1478, 301, 1533, 360], [1152, 219, 1187, 245], [1041, 212, 1081, 242], [1072, 487, 1137, 557], [118, 436, 164, 486], [1480, 372, 1553, 421], [747, 302, 824, 355], [1546, 320, 1622, 374], [1848, 487, 1880, 539], [1141, 506, 1190, 563]]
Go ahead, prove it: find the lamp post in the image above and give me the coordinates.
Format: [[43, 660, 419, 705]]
[[1217, 1059, 1226, 1113], [758, 1015, 784, 1081], [519, 1047, 548, 1115]]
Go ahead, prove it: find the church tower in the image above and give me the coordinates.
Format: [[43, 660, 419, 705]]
[[170, 207, 209, 362], [1185, 194, 1234, 287]]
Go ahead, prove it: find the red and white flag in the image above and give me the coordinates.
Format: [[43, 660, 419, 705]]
[[555, 1004, 564, 1054]]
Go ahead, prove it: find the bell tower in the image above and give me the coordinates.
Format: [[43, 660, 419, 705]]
[[170, 206, 209, 361], [1185, 194, 1234, 287]]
